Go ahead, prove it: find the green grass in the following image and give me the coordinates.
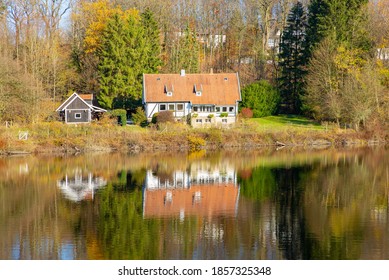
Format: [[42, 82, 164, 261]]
[[248, 115, 325, 131]]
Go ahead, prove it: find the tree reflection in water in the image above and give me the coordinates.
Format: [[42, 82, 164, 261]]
[[0, 149, 388, 259]]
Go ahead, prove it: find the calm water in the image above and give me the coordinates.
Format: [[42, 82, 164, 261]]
[[0, 148, 388, 260]]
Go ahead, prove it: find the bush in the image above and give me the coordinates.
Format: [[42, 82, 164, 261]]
[[111, 109, 127, 126], [187, 135, 206, 151], [156, 111, 174, 124], [240, 108, 253, 118], [132, 107, 147, 126], [241, 80, 280, 117]]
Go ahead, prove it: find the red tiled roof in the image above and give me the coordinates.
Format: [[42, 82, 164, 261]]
[[78, 94, 93, 101], [143, 73, 241, 105]]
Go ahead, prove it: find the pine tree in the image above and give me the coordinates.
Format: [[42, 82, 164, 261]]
[[141, 8, 162, 73], [97, 11, 147, 110], [278, 1, 308, 114]]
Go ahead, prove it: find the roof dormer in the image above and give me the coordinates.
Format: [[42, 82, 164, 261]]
[[164, 84, 174, 96], [194, 84, 203, 96]]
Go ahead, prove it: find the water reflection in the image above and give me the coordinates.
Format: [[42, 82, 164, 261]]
[[0, 148, 388, 260], [143, 162, 240, 218], [58, 170, 107, 202]]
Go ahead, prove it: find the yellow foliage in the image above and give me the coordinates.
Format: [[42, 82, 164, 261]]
[[334, 45, 365, 72], [79, 0, 123, 53]]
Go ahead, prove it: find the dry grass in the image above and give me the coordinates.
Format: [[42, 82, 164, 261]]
[[0, 119, 381, 155]]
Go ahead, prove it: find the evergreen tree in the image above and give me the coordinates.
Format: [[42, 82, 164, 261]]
[[278, 1, 308, 114], [97, 11, 147, 110], [141, 8, 162, 73], [306, 0, 371, 54]]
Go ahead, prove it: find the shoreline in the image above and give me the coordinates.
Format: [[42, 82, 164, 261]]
[[0, 122, 386, 156]]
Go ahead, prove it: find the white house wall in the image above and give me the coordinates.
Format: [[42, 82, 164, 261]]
[[145, 102, 191, 120]]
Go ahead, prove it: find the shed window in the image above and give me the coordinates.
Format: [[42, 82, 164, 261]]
[[75, 113, 82, 119], [159, 104, 167, 111]]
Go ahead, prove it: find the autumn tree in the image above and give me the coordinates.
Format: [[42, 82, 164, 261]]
[[168, 25, 200, 73]]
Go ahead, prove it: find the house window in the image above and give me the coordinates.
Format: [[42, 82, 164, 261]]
[[222, 118, 227, 123], [75, 113, 82, 119], [222, 107, 227, 112], [229, 107, 234, 112], [159, 104, 166, 111], [216, 107, 220, 112], [196, 119, 202, 123], [177, 104, 184, 111], [168, 104, 175, 111], [193, 106, 198, 112], [205, 119, 211, 123]]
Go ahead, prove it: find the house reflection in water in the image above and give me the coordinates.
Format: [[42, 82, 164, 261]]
[[57, 170, 107, 202], [143, 163, 240, 219]]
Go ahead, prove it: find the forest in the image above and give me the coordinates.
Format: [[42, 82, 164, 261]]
[[0, 0, 388, 133]]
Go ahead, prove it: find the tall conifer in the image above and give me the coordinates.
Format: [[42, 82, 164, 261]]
[[97, 11, 147, 110], [278, 1, 308, 114], [141, 8, 162, 73]]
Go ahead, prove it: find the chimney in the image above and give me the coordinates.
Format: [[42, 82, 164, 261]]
[[180, 69, 185, 76], [210, 68, 214, 74]]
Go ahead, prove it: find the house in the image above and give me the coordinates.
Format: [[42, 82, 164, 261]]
[[142, 70, 242, 127], [56, 92, 106, 124]]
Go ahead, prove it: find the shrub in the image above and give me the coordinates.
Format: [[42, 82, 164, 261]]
[[220, 112, 228, 117], [187, 135, 206, 151], [132, 107, 147, 126], [156, 111, 174, 124], [241, 108, 253, 118], [241, 80, 280, 117], [111, 109, 127, 126], [208, 114, 214, 119]]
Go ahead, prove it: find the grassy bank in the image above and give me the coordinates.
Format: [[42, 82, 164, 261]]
[[0, 116, 386, 154]]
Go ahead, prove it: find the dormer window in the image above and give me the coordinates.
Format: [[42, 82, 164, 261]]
[[194, 84, 203, 96], [164, 84, 173, 96]]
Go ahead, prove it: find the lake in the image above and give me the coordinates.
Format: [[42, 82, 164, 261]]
[[0, 148, 388, 260]]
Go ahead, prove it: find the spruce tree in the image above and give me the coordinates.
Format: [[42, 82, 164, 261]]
[[306, 0, 371, 54], [97, 12, 147, 110], [278, 1, 308, 114], [141, 8, 162, 73]]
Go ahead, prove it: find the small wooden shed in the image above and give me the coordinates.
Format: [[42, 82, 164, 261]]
[[56, 92, 106, 124]]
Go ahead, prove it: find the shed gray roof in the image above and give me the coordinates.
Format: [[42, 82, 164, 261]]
[[56, 92, 106, 112]]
